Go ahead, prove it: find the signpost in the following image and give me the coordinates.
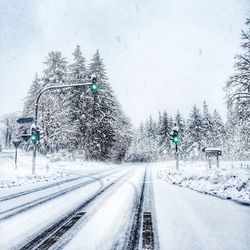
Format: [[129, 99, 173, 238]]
[[12, 140, 22, 169], [203, 148, 222, 169]]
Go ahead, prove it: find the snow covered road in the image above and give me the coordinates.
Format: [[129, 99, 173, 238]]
[[0, 166, 135, 249], [0, 162, 249, 250]]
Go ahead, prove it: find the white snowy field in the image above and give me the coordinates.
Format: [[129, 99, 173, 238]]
[[156, 160, 250, 205], [0, 151, 250, 250]]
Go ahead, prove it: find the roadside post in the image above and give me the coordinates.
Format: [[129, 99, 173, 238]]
[[12, 139, 22, 169]]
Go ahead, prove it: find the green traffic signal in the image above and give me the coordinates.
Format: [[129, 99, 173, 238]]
[[173, 136, 179, 143], [91, 82, 97, 91], [30, 134, 38, 142]]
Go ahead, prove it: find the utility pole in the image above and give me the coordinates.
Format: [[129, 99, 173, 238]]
[[32, 78, 98, 175], [175, 143, 179, 171]]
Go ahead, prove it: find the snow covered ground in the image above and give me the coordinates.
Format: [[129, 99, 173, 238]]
[[0, 149, 115, 195], [156, 160, 250, 205], [1, 152, 250, 250]]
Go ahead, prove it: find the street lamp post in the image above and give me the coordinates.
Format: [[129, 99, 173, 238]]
[[32, 81, 96, 175]]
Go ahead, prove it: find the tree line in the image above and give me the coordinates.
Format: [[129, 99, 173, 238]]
[[127, 102, 227, 161]]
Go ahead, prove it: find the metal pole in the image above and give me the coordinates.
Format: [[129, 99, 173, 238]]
[[216, 155, 219, 168], [15, 147, 18, 169], [175, 144, 179, 171], [31, 102, 38, 175], [32, 142, 36, 175], [208, 157, 211, 169]]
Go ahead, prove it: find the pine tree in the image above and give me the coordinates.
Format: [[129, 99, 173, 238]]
[[225, 19, 250, 156], [66, 45, 88, 151], [39, 51, 69, 153], [201, 101, 213, 147], [23, 73, 43, 117], [186, 105, 203, 159], [111, 113, 133, 162], [158, 110, 172, 159], [86, 50, 132, 161], [211, 110, 225, 148], [174, 110, 186, 158]]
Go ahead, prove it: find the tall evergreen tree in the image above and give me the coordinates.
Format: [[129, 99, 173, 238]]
[[225, 19, 250, 156], [158, 110, 172, 159], [86, 50, 132, 160], [201, 101, 213, 147], [211, 109, 226, 148], [23, 73, 43, 117], [174, 110, 187, 158], [186, 105, 203, 159], [66, 45, 88, 151], [39, 51, 69, 153]]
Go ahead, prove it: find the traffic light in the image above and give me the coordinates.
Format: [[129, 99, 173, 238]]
[[171, 130, 180, 144], [30, 127, 39, 142], [91, 77, 98, 92], [172, 134, 180, 143]]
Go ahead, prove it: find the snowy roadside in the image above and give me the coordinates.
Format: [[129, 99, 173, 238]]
[[157, 162, 250, 205], [0, 150, 116, 193], [0, 152, 70, 191]]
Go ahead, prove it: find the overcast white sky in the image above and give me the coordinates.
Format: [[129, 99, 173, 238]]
[[0, 0, 249, 125]]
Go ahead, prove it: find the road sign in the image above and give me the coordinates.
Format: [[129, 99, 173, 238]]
[[12, 140, 22, 148], [16, 117, 34, 124], [203, 148, 222, 169], [204, 148, 222, 156], [21, 134, 32, 142]]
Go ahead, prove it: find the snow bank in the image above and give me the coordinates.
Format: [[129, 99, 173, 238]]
[[0, 150, 115, 192], [158, 167, 250, 205]]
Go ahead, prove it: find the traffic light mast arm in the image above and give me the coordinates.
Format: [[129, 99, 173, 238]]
[[34, 82, 93, 127]]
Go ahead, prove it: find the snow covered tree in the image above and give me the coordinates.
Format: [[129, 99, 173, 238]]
[[126, 122, 149, 162], [158, 110, 172, 159], [85, 50, 132, 161], [225, 19, 250, 157], [110, 112, 133, 162], [186, 105, 203, 159], [39, 51, 70, 153], [201, 101, 213, 147], [23, 73, 43, 117], [66, 45, 88, 151], [174, 110, 187, 158], [143, 115, 158, 161], [211, 109, 226, 148]]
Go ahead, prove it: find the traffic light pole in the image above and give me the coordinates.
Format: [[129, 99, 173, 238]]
[[32, 82, 94, 175], [175, 144, 179, 171], [15, 147, 18, 169]]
